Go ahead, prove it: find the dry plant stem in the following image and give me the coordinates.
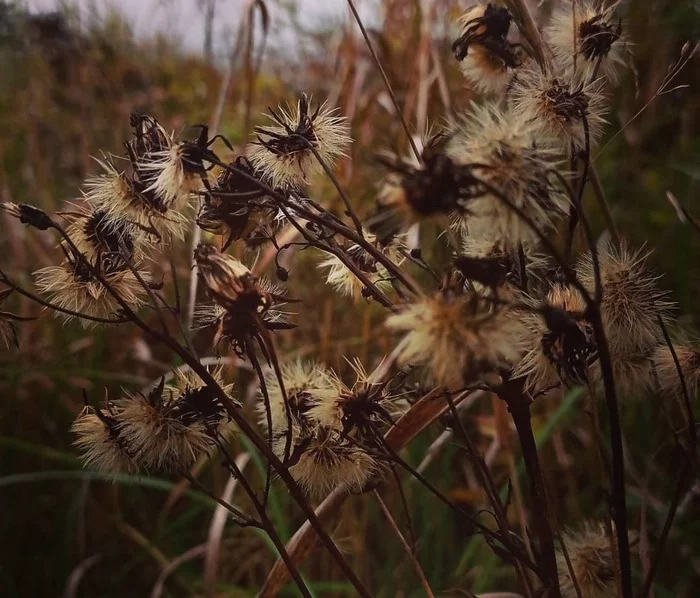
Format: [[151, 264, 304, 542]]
[[180, 471, 258, 528], [497, 378, 560, 598], [213, 437, 313, 598], [346, 0, 422, 164], [589, 167, 620, 245], [373, 490, 436, 598], [638, 318, 698, 598], [290, 135, 364, 236], [504, 0, 548, 67], [40, 223, 372, 598], [444, 393, 536, 597], [557, 531, 584, 598], [0, 271, 128, 324]]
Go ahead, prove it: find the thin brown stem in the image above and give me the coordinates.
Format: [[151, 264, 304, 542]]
[[373, 490, 436, 598]]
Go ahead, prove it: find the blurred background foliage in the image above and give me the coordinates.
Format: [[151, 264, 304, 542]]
[[0, 0, 699, 596]]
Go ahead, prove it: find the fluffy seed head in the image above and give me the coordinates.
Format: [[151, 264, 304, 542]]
[[386, 285, 526, 389], [34, 259, 151, 326], [72, 407, 136, 475], [84, 158, 188, 241], [317, 233, 405, 299], [452, 3, 522, 94], [652, 343, 700, 398], [258, 360, 335, 441], [276, 425, 377, 497], [577, 241, 673, 355], [448, 104, 568, 247], [248, 94, 351, 189], [514, 284, 596, 394], [547, 1, 627, 82], [510, 64, 607, 150], [115, 369, 234, 472], [556, 521, 618, 598]]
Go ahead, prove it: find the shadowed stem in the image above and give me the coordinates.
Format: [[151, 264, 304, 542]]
[[373, 490, 436, 598], [212, 437, 313, 598], [497, 378, 561, 598]]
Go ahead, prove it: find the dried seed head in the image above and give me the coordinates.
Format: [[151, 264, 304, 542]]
[[556, 521, 618, 598], [64, 208, 141, 266], [510, 64, 607, 150], [387, 285, 526, 389], [547, 1, 627, 82], [310, 359, 404, 433], [588, 348, 654, 398], [84, 158, 188, 241], [116, 369, 234, 472], [139, 143, 211, 210], [317, 233, 405, 299], [452, 3, 522, 94], [34, 259, 151, 326], [258, 360, 335, 442], [197, 156, 279, 249], [448, 104, 568, 247], [378, 134, 481, 221], [1, 202, 54, 230], [276, 425, 377, 497], [72, 407, 136, 475], [577, 241, 674, 355], [652, 343, 700, 398], [249, 94, 351, 189], [514, 284, 596, 394]]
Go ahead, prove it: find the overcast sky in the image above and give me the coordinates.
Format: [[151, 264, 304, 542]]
[[24, 0, 377, 55]]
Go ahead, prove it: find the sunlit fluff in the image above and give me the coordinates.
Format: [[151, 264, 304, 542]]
[[34, 261, 151, 326], [386, 287, 526, 389], [449, 104, 568, 247], [453, 4, 521, 94], [577, 241, 673, 355], [510, 64, 607, 151], [63, 207, 142, 262], [317, 233, 405, 299], [249, 95, 351, 189], [556, 521, 618, 598], [546, 1, 627, 82], [84, 159, 188, 240]]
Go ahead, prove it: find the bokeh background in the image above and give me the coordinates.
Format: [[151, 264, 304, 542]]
[[1, 0, 699, 596]]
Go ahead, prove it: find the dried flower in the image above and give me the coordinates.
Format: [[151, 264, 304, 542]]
[[34, 256, 151, 325], [556, 521, 618, 598], [249, 94, 351, 189], [277, 425, 378, 497], [448, 104, 568, 247], [259, 359, 335, 442], [547, 1, 627, 82], [115, 369, 234, 472], [84, 158, 188, 240], [318, 233, 405, 299], [387, 283, 526, 389], [452, 3, 522, 94], [515, 283, 596, 394], [510, 64, 607, 151], [652, 342, 700, 398], [378, 134, 481, 221], [1, 201, 54, 230], [577, 241, 673, 355], [72, 406, 137, 475], [197, 156, 280, 249]]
